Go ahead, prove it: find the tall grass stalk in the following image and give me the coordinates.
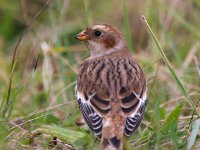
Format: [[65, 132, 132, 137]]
[[82, 0, 92, 26], [142, 15, 199, 116], [123, 0, 133, 51]]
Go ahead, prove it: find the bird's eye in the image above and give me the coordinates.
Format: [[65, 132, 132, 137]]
[[94, 30, 102, 37]]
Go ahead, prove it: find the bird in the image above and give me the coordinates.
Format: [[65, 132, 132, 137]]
[[75, 24, 147, 150]]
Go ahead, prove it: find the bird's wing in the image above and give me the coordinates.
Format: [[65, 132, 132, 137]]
[[119, 60, 147, 137], [76, 90, 111, 139], [76, 91, 103, 138], [76, 59, 111, 139], [122, 91, 147, 137]]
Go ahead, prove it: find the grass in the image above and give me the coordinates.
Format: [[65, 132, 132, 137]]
[[142, 15, 199, 117], [0, 0, 200, 149]]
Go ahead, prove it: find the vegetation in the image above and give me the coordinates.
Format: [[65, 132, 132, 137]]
[[0, 0, 200, 149]]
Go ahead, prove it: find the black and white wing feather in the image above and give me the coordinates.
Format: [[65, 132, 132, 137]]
[[76, 91, 103, 139], [124, 100, 146, 136], [122, 89, 147, 137]]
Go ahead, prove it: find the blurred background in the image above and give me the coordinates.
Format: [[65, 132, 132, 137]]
[[0, 0, 200, 149]]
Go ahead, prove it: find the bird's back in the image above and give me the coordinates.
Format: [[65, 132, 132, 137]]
[[76, 50, 147, 150]]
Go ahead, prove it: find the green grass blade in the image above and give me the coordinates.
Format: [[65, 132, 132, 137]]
[[82, 0, 92, 26], [187, 119, 200, 150], [173, 12, 200, 40], [32, 125, 88, 149], [164, 102, 183, 126], [142, 16, 199, 116], [123, 0, 133, 51]]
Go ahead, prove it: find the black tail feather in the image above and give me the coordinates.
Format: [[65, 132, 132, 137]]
[[101, 136, 122, 150]]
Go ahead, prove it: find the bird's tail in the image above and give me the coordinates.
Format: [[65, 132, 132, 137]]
[[100, 136, 123, 150]]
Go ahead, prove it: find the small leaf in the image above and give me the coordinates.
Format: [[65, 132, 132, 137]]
[[32, 125, 88, 149], [164, 102, 183, 126]]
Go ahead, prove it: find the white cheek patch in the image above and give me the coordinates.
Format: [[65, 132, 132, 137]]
[[114, 40, 124, 50], [88, 41, 104, 51], [88, 40, 126, 59]]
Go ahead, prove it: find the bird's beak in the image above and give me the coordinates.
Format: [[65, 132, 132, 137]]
[[75, 31, 88, 41]]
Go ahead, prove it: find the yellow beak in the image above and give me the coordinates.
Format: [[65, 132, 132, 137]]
[[75, 31, 88, 41]]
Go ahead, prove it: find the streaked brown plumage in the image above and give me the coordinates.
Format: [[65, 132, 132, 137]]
[[75, 24, 147, 150]]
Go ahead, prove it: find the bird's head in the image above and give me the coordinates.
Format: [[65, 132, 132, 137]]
[[75, 24, 127, 58]]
